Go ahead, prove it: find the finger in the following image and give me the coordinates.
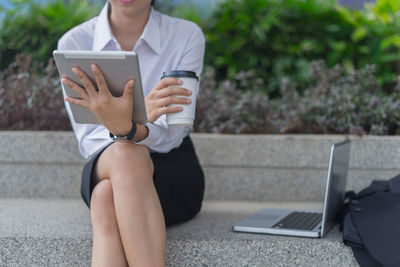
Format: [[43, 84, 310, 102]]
[[157, 107, 183, 117], [122, 79, 135, 100], [160, 96, 191, 107], [154, 106, 183, 118], [166, 106, 183, 113], [158, 86, 192, 98], [91, 64, 112, 97], [72, 67, 97, 97], [154, 78, 183, 90], [62, 78, 88, 101], [64, 96, 90, 109]]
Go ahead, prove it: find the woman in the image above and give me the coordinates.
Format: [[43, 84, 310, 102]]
[[57, 0, 205, 266]]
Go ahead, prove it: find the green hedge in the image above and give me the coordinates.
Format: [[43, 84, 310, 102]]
[[0, 0, 102, 69], [203, 0, 400, 95], [1, 0, 399, 95]]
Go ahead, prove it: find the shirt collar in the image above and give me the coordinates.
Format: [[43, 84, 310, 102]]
[[93, 3, 114, 51], [93, 3, 161, 54], [139, 8, 161, 54]]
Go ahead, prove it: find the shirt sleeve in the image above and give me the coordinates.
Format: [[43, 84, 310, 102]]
[[135, 26, 206, 153]]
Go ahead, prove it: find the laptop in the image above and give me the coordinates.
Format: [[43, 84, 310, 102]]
[[233, 140, 351, 238]]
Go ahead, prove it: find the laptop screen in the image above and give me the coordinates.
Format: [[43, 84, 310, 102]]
[[320, 140, 351, 237]]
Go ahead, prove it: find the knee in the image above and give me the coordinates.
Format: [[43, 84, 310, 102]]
[[106, 142, 154, 185], [110, 142, 150, 160], [109, 142, 153, 171], [90, 179, 117, 234]]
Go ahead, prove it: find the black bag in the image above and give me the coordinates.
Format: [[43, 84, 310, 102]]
[[342, 174, 400, 267]]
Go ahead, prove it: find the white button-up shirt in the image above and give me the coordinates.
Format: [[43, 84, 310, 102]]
[[57, 3, 205, 159]]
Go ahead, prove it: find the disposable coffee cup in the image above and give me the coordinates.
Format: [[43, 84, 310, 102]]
[[161, 70, 199, 126]]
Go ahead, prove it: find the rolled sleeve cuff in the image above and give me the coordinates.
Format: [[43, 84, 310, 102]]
[[135, 123, 162, 151]]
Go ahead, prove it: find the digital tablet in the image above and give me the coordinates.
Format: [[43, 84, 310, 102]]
[[53, 50, 147, 124]]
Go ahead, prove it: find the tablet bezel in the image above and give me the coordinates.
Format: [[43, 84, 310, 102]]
[[53, 50, 147, 125]]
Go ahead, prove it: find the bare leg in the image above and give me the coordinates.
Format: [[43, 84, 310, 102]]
[[93, 142, 166, 266], [90, 179, 128, 267]]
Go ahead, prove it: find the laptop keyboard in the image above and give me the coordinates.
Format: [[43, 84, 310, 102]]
[[272, 211, 322, 231]]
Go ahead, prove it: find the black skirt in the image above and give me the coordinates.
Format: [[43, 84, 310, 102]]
[[81, 135, 205, 226]]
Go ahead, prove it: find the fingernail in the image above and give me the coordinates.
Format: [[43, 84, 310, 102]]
[[177, 79, 183, 84], [187, 90, 192, 95], [130, 81, 134, 88], [91, 64, 96, 71], [186, 99, 191, 104]]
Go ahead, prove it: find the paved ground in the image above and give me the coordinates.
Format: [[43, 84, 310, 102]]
[[0, 199, 357, 266]]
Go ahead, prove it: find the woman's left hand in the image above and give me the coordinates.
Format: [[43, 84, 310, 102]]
[[145, 78, 192, 123], [61, 64, 134, 136]]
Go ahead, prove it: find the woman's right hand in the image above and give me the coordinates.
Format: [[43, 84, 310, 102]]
[[145, 78, 193, 123], [62, 64, 134, 136]]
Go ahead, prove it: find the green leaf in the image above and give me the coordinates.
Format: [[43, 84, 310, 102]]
[[329, 41, 347, 51], [378, 53, 400, 63], [380, 35, 400, 50], [337, 6, 357, 26], [352, 27, 368, 42], [359, 46, 370, 54]]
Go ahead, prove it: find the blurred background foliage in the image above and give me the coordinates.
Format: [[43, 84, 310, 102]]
[[0, 0, 103, 69], [1, 0, 400, 134], [1, 0, 399, 94], [202, 0, 400, 95]]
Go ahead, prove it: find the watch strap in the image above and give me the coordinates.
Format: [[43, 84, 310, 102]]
[[109, 121, 137, 141]]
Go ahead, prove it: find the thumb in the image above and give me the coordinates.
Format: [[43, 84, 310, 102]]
[[122, 79, 134, 99]]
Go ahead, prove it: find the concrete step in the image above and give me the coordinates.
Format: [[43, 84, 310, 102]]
[[1, 131, 399, 201], [0, 199, 357, 266]]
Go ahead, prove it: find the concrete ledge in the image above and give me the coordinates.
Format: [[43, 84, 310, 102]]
[[192, 134, 400, 170], [0, 164, 82, 198], [0, 131, 84, 164], [0, 199, 357, 266], [1, 131, 399, 201], [205, 168, 399, 201], [2, 131, 400, 169]]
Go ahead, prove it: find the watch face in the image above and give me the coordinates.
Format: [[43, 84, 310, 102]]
[[110, 135, 130, 141]]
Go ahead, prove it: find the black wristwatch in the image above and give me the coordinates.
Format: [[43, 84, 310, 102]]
[[109, 121, 137, 141]]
